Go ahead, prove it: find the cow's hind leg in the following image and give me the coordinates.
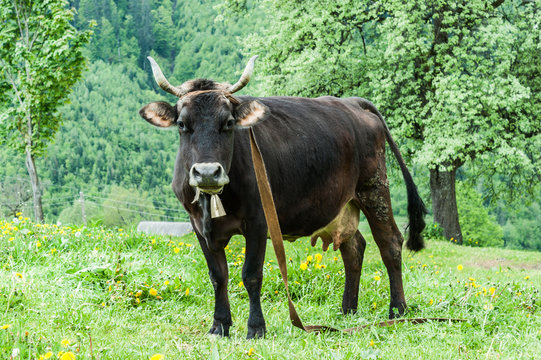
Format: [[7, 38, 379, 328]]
[[359, 185, 407, 319], [339, 230, 366, 314]]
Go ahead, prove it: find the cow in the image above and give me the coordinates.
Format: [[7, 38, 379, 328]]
[[139, 56, 427, 339]]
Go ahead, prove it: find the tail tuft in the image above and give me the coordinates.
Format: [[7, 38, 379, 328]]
[[404, 171, 427, 251]]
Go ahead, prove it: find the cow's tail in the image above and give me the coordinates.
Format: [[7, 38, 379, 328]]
[[357, 98, 427, 251]]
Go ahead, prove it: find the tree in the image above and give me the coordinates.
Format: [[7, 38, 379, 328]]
[[235, 0, 540, 244], [0, 0, 92, 221]]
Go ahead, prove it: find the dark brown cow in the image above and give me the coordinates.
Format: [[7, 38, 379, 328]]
[[139, 56, 427, 339]]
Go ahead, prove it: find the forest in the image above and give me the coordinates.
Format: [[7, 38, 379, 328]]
[[0, 0, 539, 251]]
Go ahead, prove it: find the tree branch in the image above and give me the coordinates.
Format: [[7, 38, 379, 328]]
[[491, 0, 505, 9]]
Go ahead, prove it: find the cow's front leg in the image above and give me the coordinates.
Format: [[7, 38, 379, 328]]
[[196, 231, 232, 336], [242, 223, 267, 339]]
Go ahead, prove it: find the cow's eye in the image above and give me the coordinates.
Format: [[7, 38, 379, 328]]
[[178, 120, 186, 131], [224, 118, 236, 130]]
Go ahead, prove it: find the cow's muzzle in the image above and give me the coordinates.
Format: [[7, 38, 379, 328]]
[[189, 162, 229, 193]]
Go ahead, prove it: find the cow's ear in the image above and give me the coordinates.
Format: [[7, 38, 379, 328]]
[[139, 101, 177, 128], [235, 100, 269, 127]]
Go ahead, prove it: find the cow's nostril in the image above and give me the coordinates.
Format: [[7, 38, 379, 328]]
[[212, 167, 222, 179], [193, 168, 201, 178]]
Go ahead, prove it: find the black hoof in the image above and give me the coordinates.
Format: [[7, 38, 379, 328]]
[[246, 325, 266, 339], [341, 306, 358, 315], [208, 320, 230, 337], [388, 305, 406, 319]]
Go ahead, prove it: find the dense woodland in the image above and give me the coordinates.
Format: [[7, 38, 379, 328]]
[[0, 0, 539, 251]]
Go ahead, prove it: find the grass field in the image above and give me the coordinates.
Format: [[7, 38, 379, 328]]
[[1, 216, 539, 359]]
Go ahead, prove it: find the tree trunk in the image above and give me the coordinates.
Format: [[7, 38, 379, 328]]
[[25, 148, 44, 222], [429, 167, 462, 244]]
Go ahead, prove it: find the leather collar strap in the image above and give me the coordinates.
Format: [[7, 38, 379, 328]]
[[248, 128, 465, 333]]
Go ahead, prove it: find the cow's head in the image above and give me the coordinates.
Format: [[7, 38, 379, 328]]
[[139, 56, 268, 196]]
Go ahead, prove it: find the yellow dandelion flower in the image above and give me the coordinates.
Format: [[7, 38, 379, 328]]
[[174, 247, 180, 254], [242, 247, 246, 254], [36, 241, 41, 248], [374, 275, 381, 281], [306, 255, 313, 262], [369, 340, 375, 347], [118, 228, 123, 232], [8, 237, 14, 242], [489, 287, 496, 295], [149, 355, 164, 360], [15, 273, 23, 279], [457, 265, 463, 271], [60, 352, 75, 360], [300, 262, 308, 271], [61, 339, 71, 348], [314, 253, 323, 263], [44, 352, 53, 359], [51, 248, 57, 254], [372, 302, 377, 309], [151, 239, 156, 245], [238, 281, 244, 288], [136, 298, 140, 304], [185, 287, 190, 295], [1, 324, 11, 330], [248, 348, 254, 356], [524, 276, 530, 280], [164, 280, 169, 286], [429, 299, 434, 305], [16, 212, 22, 216], [149, 288, 158, 296], [186, 244, 193, 247]]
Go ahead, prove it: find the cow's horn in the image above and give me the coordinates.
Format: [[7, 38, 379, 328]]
[[147, 56, 187, 97], [228, 55, 258, 94]]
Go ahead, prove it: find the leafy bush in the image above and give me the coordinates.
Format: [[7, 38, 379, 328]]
[[456, 182, 504, 247], [502, 201, 541, 251], [423, 222, 445, 241]]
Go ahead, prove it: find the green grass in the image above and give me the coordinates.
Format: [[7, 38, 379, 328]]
[[1, 216, 539, 359]]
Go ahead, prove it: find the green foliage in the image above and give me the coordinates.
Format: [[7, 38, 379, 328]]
[[423, 222, 445, 241], [456, 182, 504, 248], [501, 200, 541, 252], [0, 0, 93, 155]]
